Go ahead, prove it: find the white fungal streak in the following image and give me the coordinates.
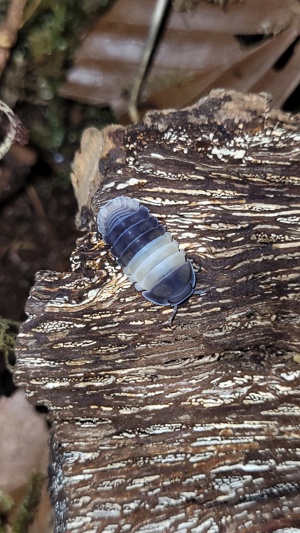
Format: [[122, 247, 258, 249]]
[[193, 421, 271, 431], [116, 177, 146, 189], [261, 405, 300, 416], [211, 146, 246, 160], [191, 518, 219, 533], [163, 129, 176, 141], [224, 204, 300, 214], [273, 241, 300, 249], [32, 320, 85, 333], [129, 320, 154, 325], [52, 340, 97, 349], [150, 152, 165, 159], [154, 424, 184, 434], [144, 404, 170, 410], [191, 126, 300, 166], [119, 407, 140, 415], [43, 381, 71, 388], [275, 529, 300, 533], [281, 370, 300, 381], [277, 461, 300, 471], [243, 392, 276, 404], [74, 380, 114, 388], [138, 196, 165, 206], [117, 333, 139, 341], [66, 517, 93, 531], [102, 180, 115, 190], [46, 288, 103, 311], [126, 475, 160, 489], [149, 187, 209, 198], [211, 463, 272, 474], [180, 232, 197, 239], [87, 503, 122, 518]]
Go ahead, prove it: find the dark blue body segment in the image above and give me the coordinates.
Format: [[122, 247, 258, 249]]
[[105, 205, 149, 246], [118, 225, 165, 267], [111, 215, 159, 260], [97, 196, 196, 307]]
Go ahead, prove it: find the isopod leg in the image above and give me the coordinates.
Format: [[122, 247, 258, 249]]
[[194, 288, 212, 296], [168, 305, 178, 327]]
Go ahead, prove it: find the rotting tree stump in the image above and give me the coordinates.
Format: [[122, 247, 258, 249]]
[[15, 90, 300, 532]]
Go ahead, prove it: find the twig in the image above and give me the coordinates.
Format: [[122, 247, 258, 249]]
[[128, 0, 170, 123], [0, 100, 28, 160], [0, 0, 28, 76]]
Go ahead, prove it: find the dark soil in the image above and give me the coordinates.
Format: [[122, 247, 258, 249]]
[[0, 170, 80, 322]]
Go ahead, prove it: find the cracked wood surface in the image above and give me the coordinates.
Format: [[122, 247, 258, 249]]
[[15, 90, 300, 532]]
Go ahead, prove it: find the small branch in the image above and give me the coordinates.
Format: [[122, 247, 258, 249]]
[[128, 0, 170, 123], [0, 0, 28, 76], [0, 100, 28, 160]]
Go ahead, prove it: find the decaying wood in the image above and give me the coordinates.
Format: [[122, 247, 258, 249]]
[[15, 90, 300, 532], [71, 125, 123, 228]]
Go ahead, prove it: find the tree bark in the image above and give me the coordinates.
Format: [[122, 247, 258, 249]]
[[15, 90, 300, 532]]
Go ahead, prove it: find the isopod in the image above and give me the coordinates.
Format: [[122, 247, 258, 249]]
[[97, 196, 197, 323]]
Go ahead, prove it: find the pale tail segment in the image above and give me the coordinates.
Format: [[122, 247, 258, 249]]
[[97, 196, 196, 307]]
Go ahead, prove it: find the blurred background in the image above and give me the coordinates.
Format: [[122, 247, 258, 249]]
[[0, 0, 299, 530]]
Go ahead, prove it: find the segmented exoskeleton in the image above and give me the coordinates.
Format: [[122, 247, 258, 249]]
[[97, 196, 197, 322]]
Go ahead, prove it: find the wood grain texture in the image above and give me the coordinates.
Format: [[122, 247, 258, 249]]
[[15, 90, 300, 532]]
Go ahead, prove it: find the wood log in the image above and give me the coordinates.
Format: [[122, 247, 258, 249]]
[[15, 90, 300, 532]]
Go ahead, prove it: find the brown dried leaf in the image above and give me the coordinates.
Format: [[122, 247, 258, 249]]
[[0, 390, 51, 531], [0, 390, 49, 494], [61, 0, 300, 117]]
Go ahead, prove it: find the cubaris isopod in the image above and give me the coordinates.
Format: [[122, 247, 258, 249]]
[[97, 196, 202, 323]]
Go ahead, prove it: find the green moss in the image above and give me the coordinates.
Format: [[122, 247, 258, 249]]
[[0, 317, 19, 372], [0, 0, 10, 22], [20, 0, 115, 74], [0, 491, 14, 515], [13, 472, 46, 533], [0, 0, 116, 163]]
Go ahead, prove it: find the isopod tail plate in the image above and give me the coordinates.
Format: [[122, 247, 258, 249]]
[[97, 196, 196, 307]]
